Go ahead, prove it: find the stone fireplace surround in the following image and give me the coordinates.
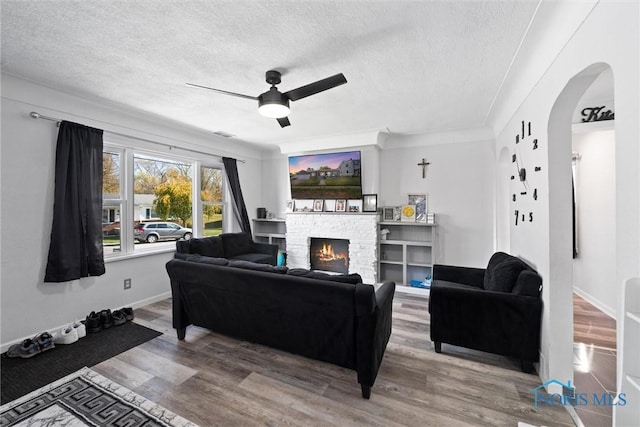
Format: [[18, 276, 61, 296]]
[[285, 212, 378, 284]]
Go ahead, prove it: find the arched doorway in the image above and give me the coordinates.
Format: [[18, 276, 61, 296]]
[[548, 62, 615, 424]]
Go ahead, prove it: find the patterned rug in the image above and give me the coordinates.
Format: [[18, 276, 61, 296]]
[[0, 367, 198, 427]]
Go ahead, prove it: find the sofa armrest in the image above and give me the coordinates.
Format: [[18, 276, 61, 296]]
[[355, 281, 395, 398], [251, 241, 279, 262], [433, 264, 485, 288]]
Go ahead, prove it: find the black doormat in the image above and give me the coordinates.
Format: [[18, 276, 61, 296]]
[[1, 322, 162, 404]]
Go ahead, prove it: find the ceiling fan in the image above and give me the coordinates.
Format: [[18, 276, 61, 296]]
[[186, 70, 347, 128]]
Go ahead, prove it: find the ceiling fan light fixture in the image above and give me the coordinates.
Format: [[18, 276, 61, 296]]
[[258, 88, 290, 118]]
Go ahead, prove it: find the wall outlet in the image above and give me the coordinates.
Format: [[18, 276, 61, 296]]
[[124, 278, 132, 290]]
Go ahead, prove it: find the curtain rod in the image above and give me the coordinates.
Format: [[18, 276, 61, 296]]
[[29, 111, 245, 163]]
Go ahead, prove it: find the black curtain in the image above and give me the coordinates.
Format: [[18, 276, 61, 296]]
[[45, 121, 105, 282], [222, 157, 252, 234]]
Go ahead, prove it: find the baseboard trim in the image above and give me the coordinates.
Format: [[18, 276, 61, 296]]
[[572, 288, 616, 319], [0, 291, 172, 354]]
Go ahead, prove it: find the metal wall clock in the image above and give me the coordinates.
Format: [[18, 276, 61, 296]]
[[511, 120, 542, 226]]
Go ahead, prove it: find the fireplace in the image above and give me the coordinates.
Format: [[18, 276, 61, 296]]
[[309, 238, 349, 274]]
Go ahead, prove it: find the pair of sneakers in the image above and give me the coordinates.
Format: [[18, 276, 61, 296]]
[[52, 321, 86, 345], [84, 307, 134, 333], [7, 332, 55, 358]]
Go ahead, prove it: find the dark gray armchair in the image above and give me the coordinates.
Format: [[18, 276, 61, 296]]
[[428, 252, 543, 372]]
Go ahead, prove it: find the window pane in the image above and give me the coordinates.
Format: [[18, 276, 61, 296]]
[[134, 156, 192, 250], [102, 150, 121, 255], [103, 151, 120, 199], [201, 165, 223, 236], [102, 205, 122, 255]]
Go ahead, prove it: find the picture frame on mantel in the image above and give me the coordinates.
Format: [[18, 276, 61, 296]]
[[324, 199, 337, 212], [363, 194, 377, 212], [348, 199, 363, 213], [313, 199, 324, 212], [335, 199, 347, 212]]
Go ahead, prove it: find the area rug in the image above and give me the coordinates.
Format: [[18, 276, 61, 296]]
[[0, 367, 198, 426], [1, 321, 162, 404]]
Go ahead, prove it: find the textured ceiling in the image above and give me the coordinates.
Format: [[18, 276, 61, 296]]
[[1, 1, 541, 149]]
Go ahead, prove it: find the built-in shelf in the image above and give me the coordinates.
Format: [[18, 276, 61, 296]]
[[252, 218, 286, 252], [378, 221, 436, 294], [615, 278, 640, 426]]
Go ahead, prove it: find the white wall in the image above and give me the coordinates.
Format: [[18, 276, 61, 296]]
[[0, 74, 264, 349], [572, 128, 616, 316], [379, 138, 496, 267], [493, 0, 639, 395]]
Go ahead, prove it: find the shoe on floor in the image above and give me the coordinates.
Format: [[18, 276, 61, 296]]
[[53, 326, 78, 344], [112, 309, 127, 326], [100, 309, 113, 329], [85, 311, 101, 333], [71, 320, 86, 338], [33, 332, 55, 352], [121, 307, 134, 321], [7, 338, 41, 358]]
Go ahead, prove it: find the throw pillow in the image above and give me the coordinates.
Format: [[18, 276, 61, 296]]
[[221, 233, 253, 258], [483, 252, 512, 289], [485, 258, 525, 293], [190, 236, 224, 258], [228, 259, 288, 274]]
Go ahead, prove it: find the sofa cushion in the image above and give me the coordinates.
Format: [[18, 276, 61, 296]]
[[221, 233, 253, 258], [485, 258, 526, 293], [190, 236, 224, 258], [228, 259, 288, 274], [483, 252, 513, 289], [174, 252, 228, 266], [230, 253, 274, 265], [287, 268, 363, 284], [176, 240, 191, 254]]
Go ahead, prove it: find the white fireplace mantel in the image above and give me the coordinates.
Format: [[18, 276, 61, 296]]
[[285, 212, 378, 284]]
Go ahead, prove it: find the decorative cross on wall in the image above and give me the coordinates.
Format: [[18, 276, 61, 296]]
[[417, 158, 430, 178]]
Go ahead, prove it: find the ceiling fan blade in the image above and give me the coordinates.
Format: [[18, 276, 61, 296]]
[[284, 73, 347, 101], [185, 83, 257, 100], [277, 117, 291, 128]]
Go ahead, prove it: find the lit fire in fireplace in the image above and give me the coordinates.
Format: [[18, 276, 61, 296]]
[[316, 243, 348, 263], [310, 238, 350, 273]]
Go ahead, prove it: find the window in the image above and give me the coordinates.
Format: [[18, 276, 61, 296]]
[[102, 142, 227, 258], [102, 150, 123, 255], [201, 165, 224, 236], [133, 155, 192, 252]]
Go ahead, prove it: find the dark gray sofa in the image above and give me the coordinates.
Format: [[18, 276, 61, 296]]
[[165, 256, 395, 398], [428, 252, 542, 372], [176, 232, 278, 265]]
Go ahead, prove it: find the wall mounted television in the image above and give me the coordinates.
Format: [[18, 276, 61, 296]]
[[289, 151, 362, 200]]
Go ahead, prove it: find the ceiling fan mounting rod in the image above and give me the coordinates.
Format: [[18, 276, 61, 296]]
[[265, 70, 282, 86]]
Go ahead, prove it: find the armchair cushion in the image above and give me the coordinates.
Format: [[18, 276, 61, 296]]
[[483, 251, 512, 289], [485, 258, 526, 293]]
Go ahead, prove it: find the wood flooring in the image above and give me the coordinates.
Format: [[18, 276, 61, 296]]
[[572, 293, 617, 427], [92, 293, 576, 426]]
